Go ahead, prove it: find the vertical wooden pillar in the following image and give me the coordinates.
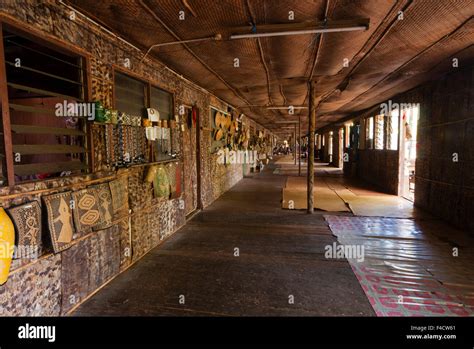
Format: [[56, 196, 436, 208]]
[[0, 23, 14, 186], [307, 80, 316, 213], [298, 114, 301, 176], [195, 105, 202, 210], [294, 123, 297, 165]]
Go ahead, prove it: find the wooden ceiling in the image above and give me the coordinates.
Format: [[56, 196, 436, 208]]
[[67, 0, 474, 132]]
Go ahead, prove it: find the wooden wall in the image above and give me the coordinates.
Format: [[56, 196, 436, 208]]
[[411, 65, 474, 231], [357, 149, 399, 195], [344, 64, 473, 231]]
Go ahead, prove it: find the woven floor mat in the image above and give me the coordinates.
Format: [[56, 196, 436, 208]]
[[324, 215, 474, 316]]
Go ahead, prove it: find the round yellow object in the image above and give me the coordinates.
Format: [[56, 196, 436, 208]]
[[0, 207, 15, 285], [216, 112, 223, 128], [214, 129, 224, 141]]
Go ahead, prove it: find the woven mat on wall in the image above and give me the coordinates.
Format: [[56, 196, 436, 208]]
[[158, 199, 174, 240], [173, 197, 186, 229], [117, 217, 131, 272], [91, 124, 108, 172], [148, 209, 161, 247], [166, 162, 178, 197], [109, 177, 129, 216], [0, 254, 61, 316], [153, 166, 170, 199], [60, 237, 90, 314], [131, 213, 150, 262], [89, 227, 120, 291], [7, 200, 42, 259], [43, 192, 75, 253], [72, 189, 103, 235], [61, 227, 120, 314], [89, 183, 113, 230], [128, 170, 153, 212]]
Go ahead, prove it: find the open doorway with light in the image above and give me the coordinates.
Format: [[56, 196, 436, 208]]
[[399, 104, 419, 201], [338, 128, 344, 168]]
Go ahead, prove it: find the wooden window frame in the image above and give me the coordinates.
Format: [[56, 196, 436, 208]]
[[149, 83, 175, 121], [112, 65, 176, 116], [112, 66, 148, 115], [111, 65, 176, 163], [0, 18, 92, 187]]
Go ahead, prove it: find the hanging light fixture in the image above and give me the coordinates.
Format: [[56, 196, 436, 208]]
[[230, 25, 368, 40]]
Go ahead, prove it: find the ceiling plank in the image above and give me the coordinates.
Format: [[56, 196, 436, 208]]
[[326, 14, 474, 118], [244, 0, 274, 109]]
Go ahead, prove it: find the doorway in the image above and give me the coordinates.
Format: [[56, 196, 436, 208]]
[[399, 105, 419, 201]]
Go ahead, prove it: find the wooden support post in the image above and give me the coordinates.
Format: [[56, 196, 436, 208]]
[[195, 105, 202, 210], [307, 80, 316, 214], [298, 114, 301, 176], [0, 23, 15, 186], [294, 123, 297, 165]]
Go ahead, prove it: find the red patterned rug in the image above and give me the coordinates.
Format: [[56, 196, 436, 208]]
[[324, 215, 474, 316]]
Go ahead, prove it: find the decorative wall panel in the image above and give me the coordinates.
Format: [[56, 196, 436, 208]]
[[131, 213, 150, 262], [128, 169, 153, 212], [7, 200, 43, 259], [148, 210, 161, 247], [43, 191, 75, 253], [61, 226, 120, 314], [153, 166, 170, 199], [89, 183, 113, 230], [0, 254, 61, 316], [89, 226, 120, 293], [109, 177, 129, 216], [117, 217, 131, 272], [72, 189, 103, 235], [91, 124, 108, 172], [61, 237, 90, 314]]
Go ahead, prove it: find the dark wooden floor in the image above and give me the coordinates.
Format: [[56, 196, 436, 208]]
[[72, 162, 374, 316]]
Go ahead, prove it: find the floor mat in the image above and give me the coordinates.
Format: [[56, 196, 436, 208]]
[[282, 187, 350, 211], [324, 215, 474, 316], [282, 177, 349, 211], [335, 190, 419, 218]]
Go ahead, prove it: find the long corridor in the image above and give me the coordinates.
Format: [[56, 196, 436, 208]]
[[73, 161, 375, 316], [1, 2, 473, 345]]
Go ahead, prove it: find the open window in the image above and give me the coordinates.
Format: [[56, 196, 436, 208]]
[[365, 116, 374, 149], [150, 85, 174, 161], [112, 70, 177, 165], [386, 109, 399, 151], [1, 26, 88, 186]]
